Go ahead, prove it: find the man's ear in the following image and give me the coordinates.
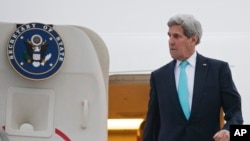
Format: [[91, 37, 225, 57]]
[[191, 35, 198, 45]]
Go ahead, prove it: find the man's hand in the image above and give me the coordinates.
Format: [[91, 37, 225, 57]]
[[213, 129, 230, 141]]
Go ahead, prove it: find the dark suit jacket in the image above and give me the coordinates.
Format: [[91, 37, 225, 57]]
[[143, 53, 243, 141]]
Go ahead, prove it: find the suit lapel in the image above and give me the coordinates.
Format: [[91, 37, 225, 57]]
[[190, 54, 208, 118]]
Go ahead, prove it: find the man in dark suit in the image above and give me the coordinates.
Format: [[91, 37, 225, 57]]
[[143, 14, 243, 141]]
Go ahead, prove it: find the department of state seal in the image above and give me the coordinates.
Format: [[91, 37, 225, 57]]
[[7, 23, 65, 80]]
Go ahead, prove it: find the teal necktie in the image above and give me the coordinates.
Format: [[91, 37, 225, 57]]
[[178, 61, 190, 119]]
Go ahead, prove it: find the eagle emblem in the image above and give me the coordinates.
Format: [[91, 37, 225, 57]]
[[24, 34, 52, 67], [7, 23, 65, 80]]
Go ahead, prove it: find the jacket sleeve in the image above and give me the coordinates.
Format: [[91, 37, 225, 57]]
[[143, 73, 160, 141], [220, 62, 243, 130]]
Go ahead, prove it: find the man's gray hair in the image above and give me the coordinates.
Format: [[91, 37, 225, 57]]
[[167, 14, 202, 45]]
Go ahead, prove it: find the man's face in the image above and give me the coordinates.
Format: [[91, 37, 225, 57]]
[[168, 25, 197, 61]]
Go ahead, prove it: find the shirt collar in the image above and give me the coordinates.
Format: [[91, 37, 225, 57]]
[[176, 51, 197, 67]]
